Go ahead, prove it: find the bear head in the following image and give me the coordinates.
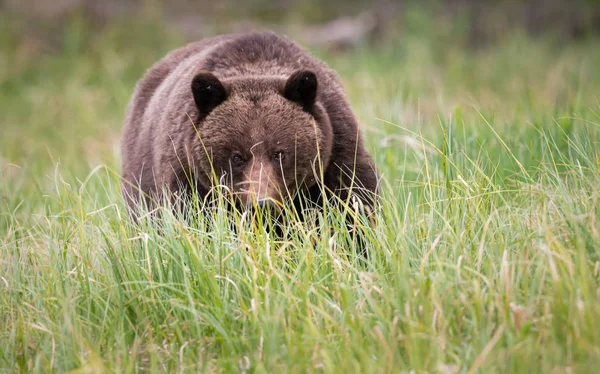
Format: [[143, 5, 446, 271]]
[[188, 70, 334, 210]]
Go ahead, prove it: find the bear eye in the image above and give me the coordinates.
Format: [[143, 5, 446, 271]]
[[272, 151, 285, 162], [231, 153, 245, 166]]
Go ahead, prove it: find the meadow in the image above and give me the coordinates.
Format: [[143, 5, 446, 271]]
[[1, 12, 600, 373]]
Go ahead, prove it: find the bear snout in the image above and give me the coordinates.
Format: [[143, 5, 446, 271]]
[[235, 161, 284, 207]]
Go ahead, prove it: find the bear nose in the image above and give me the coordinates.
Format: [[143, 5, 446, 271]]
[[251, 198, 276, 210], [247, 198, 280, 216]]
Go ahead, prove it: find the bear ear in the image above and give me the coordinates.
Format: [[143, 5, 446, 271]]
[[283, 70, 318, 109], [191, 72, 228, 116]]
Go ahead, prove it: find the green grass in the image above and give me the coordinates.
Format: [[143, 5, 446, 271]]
[[1, 14, 600, 373]]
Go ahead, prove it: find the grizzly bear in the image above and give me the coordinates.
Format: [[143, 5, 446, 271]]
[[121, 31, 378, 223]]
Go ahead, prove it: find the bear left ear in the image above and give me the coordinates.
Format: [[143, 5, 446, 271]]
[[191, 72, 228, 117], [283, 70, 318, 109]]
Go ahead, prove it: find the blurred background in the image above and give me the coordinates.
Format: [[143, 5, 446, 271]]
[[3, 0, 600, 49], [1, 0, 599, 201]]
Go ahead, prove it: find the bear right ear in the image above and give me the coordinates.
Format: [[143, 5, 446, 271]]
[[191, 72, 228, 116], [283, 70, 318, 110]]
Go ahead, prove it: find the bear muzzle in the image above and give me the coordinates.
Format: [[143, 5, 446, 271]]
[[235, 161, 284, 210]]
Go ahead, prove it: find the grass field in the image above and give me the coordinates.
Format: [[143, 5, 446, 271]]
[[1, 13, 600, 373]]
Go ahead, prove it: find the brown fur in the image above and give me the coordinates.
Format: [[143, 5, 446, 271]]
[[121, 31, 378, 217]]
